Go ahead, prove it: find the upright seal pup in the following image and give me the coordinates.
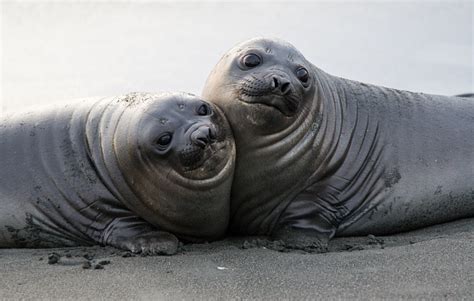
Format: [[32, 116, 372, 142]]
[[0, 92, 235, 255], [202, 38, 474, 251]]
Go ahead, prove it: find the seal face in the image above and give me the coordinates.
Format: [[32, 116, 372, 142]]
[[110, 93, 235, 242], [237, 54, 306, 116], [0, 92, 235, 254], [204, 38, 316, 133], [134, 94, 230, 180], [202, 37, 474, 252]]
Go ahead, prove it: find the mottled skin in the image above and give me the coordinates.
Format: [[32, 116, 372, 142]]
[[202, 38, 474, 251], [0, 92, 235, 255]]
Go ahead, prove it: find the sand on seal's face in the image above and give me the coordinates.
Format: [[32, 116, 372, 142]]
[[0, 218, 473, 299]]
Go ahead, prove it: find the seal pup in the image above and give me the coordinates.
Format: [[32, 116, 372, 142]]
[[202, 37, 474, 251], [0, 92, 235, 255]]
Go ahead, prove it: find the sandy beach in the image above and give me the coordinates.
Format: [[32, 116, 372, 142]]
[[1, 2, 472, 300], [1, 218, 472, 299]]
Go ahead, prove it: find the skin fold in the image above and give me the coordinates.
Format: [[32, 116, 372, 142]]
[[202, 37, 474, 252], [0, 92, 235, 255]]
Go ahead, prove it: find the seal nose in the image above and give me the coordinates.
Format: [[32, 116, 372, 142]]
[[272, 75, 291, 95], [191, 125, 217, 148]]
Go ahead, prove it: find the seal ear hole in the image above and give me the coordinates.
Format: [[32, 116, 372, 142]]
[[155, 132, 173, 150], [197, 103, 212, 116]]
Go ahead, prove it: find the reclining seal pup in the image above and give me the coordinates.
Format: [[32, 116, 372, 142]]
[[0, 92, 235, 255], [202, 37, 474, 252]]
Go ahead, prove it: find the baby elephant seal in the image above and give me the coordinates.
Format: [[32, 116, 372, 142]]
[[0, 92, 235, 255], [202, 37, 474, 252]]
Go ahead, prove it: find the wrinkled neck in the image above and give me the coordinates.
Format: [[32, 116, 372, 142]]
[[302, 66, 349, 182], [228, 66, 348, 234]]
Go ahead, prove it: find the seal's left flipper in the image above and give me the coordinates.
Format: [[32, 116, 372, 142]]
[[272, 193, 338, 253], [100, 216, 179, 255]]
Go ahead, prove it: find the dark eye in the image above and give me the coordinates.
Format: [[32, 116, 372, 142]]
[[241, 53, 261, 68], [197, 103, 212, 116], [296, 67, 309, 83], [156, 133, 172, 148]]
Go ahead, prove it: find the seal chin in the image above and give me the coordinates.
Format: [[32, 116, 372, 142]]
[[200, 143, 229, 170], [180, 143, 226, 174]]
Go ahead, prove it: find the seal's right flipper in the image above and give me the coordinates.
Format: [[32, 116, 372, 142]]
[[100, 216, 179, 255], [272, 193, 338, 253]]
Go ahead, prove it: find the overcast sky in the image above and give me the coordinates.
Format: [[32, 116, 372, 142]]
[[1, 1, 472, 112]]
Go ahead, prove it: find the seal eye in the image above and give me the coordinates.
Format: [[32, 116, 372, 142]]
[[197, 103, 212, 116], [296, 67, 309, 83], [242, 53, 261, 68], [156, 133, 172, 148]]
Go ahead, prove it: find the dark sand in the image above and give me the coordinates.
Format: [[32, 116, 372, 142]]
[[1, 218, 472, 300]]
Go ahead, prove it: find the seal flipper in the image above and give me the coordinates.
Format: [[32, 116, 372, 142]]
[[100, 216, 179, 255], [272, 192, 338, 253]]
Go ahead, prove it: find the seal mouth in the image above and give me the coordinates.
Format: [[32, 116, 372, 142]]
[[238, 75, 300, 116], [181, 142, 228, 174], [238, 93, 299, 117]]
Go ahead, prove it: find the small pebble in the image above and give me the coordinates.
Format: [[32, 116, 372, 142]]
[[97, 259, 111, 266], [367, 234, 384, 245], [242, 241, 251, 249], [122, 252, 133, 258], [47, 253, 60, 265], [82, 261, 92, 269]]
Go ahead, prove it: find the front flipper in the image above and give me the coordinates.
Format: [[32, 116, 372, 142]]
[[100, 216, 179, 255], [272, 193, 338, 253]]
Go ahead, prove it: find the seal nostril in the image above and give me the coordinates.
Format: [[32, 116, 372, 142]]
[[272, 76, 291, 94], [281, 82, 290, 94], [191, 127, 213, 148], [196, 137, 208, 148], [209, 127, 217, 141], [273, 77, 279, 89]]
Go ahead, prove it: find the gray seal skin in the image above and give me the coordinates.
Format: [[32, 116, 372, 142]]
[[202, 37, 474, 251], [0, 92, 235, 255]]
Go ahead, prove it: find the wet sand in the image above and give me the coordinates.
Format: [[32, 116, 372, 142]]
[[1, 218, 473, 300]]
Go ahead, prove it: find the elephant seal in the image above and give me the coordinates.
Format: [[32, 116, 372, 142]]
[[202, 37, 474, 251], [0, 92, 235, 255]]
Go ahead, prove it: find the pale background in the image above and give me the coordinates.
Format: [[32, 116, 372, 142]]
[[1, 0, 473, 113]]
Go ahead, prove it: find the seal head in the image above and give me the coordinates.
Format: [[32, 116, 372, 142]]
[[203, 37, 317, 134], [95, 93, 236, 242]]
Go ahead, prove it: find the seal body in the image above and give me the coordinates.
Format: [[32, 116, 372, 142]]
[[202, 38, 474, 250], [0, 92, 235, 254]]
